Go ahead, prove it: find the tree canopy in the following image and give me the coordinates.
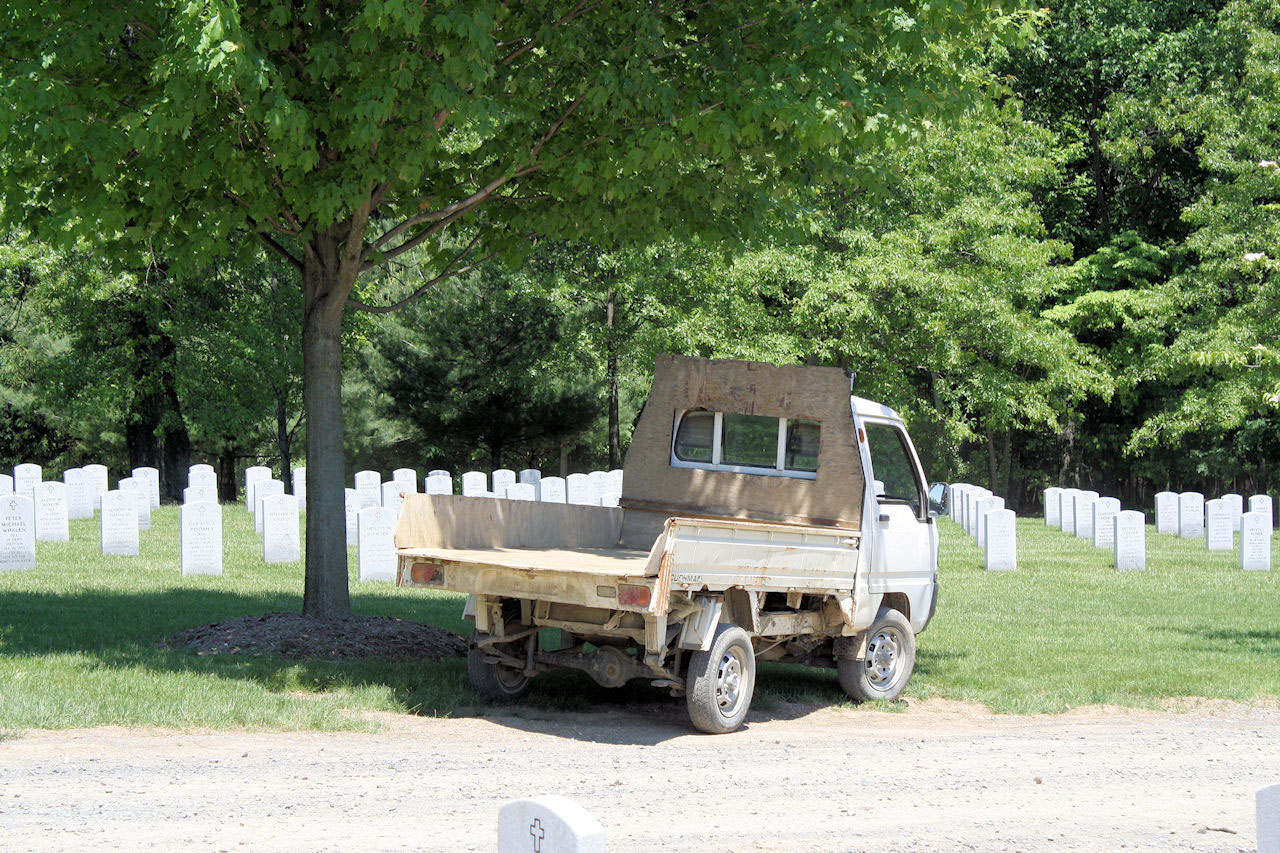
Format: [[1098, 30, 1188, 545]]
[[1, 1, 1028, 617]]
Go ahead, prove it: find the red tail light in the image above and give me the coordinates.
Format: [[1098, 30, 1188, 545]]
[[410, 563, 443, 585], [618, 584, 651, 607]]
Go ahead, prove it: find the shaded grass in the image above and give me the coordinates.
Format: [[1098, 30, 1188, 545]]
[[1, 506, 1277, 731]]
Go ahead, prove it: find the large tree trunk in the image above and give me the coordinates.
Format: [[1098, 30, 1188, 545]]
[[217, 443, 237, 503], [299, 224, 359, 621], [606, 289, 620, 469]]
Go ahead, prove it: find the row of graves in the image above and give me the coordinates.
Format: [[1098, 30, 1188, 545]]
[[945, 481, 1274, 573], [947, 484, 1017, 571], [1, 461, 626, 579], [0, 463, 161, 572], [1043, 487, 1273, 571]]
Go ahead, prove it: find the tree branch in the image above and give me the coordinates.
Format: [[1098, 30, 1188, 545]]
[[348, 235, 497, 314], [251, 226, 304, 272]]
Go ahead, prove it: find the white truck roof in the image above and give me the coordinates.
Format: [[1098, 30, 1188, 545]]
[[850, 395, 903, 422]]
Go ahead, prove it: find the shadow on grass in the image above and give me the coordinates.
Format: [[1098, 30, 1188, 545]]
[[0, 587, 924, 739], [0, 586, 474, 717], [1152, 624, 1280, 655]]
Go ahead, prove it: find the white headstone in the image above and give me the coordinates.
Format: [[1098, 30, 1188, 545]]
[[0, 495, 36, 571], [345, 488, 359, 543], [184, 484, 217, 505], [1222, 493, 1244, 532], [188, 467, 217, 493], [607, 469, 624, 495], [983, 508, 1017, 571], [1178, 491, 1205, 539], [189, 463, 215, 476], [119, 477, 151, 530], [83, 464, 109, 511], [1241, 511, 1271, 571], [1249, 494, 1274, 529], [180, 501, 223, 575], [254, 479, 285, 533], [1259, 783, 1280, 853], [1091, 498, 1121, 549], [0, 474, 12, 495], [425, 473, 452, 495], [244, 466, 272, 512], [539, 476, 567, 503], [962, 488, 989, 535], [974, 496, 1004, 547], [1043, 487, 1062, 526], [64, 468, 94, 520], [588, 470, 610, 504], [262, 493, 301, 564], [357, 506, 398, 582], [518, 468, 541, 500], [100, 490, 139, 556], [1204, 499, 1233, 551], [293, 467, 307, 505], [33, 481, 69, 542], [947, 484, 970, 522], [1113, 510, 1146, 571], [505, 483, 536, 502], [354, 470, 382, 509], [132, 466, 160, 509], [392, 468, 417, 493], [461, 471, 487, 497], [566, 473, 595, 506], [1059, 488, 1081, 534], [382, 480, 407, 517], [1073, 492, 1098, 540], [428, 469, 450, 479], [1154, 491, 1179, 534], [498, 795, 605, 853], [13, 463, 41, 499], [491, 469, 517, 498]]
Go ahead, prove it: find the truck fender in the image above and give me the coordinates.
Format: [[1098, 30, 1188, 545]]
[[677, 597, 724, 651]]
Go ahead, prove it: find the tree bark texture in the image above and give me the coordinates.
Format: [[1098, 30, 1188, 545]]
[[299, 222, 360, 620]]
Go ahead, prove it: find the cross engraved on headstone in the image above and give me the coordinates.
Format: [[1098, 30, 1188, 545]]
[[529, 817, 545, 852]]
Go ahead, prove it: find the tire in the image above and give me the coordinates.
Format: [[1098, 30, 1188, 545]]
[[685, 624, 756, 734], [838, 607, 916, 702], [467, 635, 530, 700]]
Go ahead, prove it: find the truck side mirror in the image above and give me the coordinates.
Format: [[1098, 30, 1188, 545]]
[[927, 482, 947, 517]]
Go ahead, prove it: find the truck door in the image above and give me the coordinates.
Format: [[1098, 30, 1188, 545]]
[[858, 417, 938, 632]]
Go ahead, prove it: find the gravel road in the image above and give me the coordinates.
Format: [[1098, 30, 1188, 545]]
[[1, 700, 1275, 852]]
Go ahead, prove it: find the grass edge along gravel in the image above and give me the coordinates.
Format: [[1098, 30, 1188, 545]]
[[0, 506, 1277, 731]]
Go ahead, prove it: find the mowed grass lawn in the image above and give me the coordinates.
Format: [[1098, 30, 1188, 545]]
[[0, 505, 1276, 733]]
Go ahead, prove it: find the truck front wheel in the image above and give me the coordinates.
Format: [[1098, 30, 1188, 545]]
[[838, 607, 916, 702], [685, 624, 756, 734], [467, 636, 530, 700]]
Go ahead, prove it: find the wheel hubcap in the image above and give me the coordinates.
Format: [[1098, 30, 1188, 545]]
[[715, 650, 746, 715], [865, 628, 902, 689]]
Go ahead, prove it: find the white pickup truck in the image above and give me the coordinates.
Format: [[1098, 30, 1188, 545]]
[[396, 355, 940, 733]]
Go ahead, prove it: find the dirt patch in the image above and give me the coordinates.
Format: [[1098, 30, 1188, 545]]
[[163, 612, 467, 661]]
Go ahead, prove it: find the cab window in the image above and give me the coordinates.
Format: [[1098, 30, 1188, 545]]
[[670, 410, 819, 479], [864, 422, 924, 515]]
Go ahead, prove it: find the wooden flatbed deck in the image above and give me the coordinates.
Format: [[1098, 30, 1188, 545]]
[[397, 545, 655, 577]]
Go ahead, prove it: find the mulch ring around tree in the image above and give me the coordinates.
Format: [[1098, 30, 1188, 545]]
[[164, 613, 468, 661]]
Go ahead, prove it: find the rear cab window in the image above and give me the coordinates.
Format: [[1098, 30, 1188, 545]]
[[672, 410, 820, 479]]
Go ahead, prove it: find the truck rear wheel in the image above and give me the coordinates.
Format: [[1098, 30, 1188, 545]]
[[467, 636, 530, 700], [685, 624, 755, 734], [838, 607, 915, 702]]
